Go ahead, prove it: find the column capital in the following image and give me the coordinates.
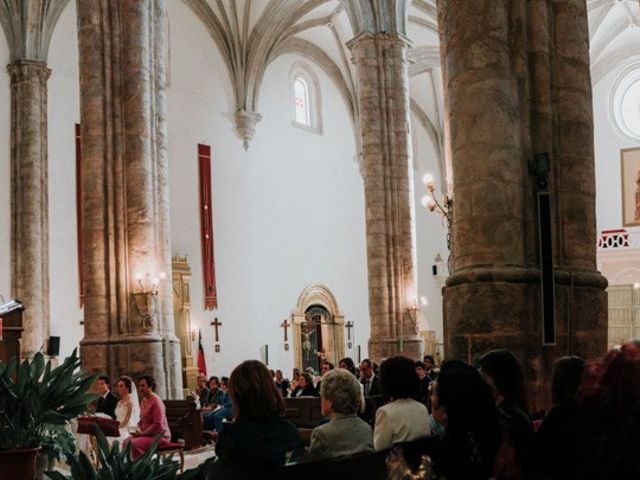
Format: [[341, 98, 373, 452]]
[[7, 59, 51, 83], [346, 32, 412, 56]]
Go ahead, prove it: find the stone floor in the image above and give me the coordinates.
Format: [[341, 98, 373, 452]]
[[182, 444, 216, 471]]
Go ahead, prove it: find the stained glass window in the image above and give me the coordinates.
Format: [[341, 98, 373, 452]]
[[294, 76, 311, 126]]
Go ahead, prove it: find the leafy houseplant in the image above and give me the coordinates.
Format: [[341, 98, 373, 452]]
[[0, 349, 97, 480], [45, 427, 212, 480]]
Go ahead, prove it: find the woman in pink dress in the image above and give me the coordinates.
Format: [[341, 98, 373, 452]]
[[123, 375, 172, 459]]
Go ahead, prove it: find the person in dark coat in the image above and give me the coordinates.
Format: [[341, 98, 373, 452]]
[[533, 356, 585, 480], [291, 372, 318, 397], [212, 360, 304, 479], [95, 375, 118, 419], [359, 358, 382, 396]]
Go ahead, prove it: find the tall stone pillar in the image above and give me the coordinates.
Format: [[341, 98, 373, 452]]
[[348, 34, 423, 361], [438, 0, 607, 410], [77, 0, 182, 398], [8, 60, 51, 358]]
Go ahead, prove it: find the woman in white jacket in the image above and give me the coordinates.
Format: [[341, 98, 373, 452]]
[[373, 356, 432, 450]]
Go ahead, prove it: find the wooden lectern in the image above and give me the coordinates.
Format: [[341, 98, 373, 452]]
[[0, 299, 25, 364]]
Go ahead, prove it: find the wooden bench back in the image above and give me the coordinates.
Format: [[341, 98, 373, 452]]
[[163, 399, 204, 451], [283, 397, 323, 429], [276, 449, 389, 480]]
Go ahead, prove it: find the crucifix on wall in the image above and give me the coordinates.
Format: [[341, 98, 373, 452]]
[[281, 319, 290, 351], [211, 317, 222, 352], [346, 321, 354, 349]]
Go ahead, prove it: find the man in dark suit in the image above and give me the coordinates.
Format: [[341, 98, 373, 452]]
[[359, 358, 382, 396], [95, 375, 118, 419]]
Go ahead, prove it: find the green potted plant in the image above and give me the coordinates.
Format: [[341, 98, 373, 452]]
[[0, 349, 97, 480], [45, 427, 213, 480]]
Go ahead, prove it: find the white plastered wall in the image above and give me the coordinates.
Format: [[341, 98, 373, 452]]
[[0, 24, 10, 302], [167, 2, 369, 378], [594, 66, 639, 233], [47, 1, 83, 358]]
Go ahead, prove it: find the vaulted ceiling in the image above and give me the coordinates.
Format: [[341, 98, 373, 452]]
[[588, 0, 640, 84], [0, 0, 634, 163]]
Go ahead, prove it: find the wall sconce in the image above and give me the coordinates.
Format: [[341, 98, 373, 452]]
[[421, 173, 453, 272], [421, 173, 452, 220], [131, 271, 166, 332], [407, 295, 428, 313]]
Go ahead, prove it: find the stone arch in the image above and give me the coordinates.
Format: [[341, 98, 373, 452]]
[[292, 284, 345, 370], [295, 283, 342, 316], [612, 267, 640, 286]]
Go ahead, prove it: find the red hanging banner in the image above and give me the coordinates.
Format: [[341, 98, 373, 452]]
[[76, 124, 84, 308], [198, 144, 218, 310]]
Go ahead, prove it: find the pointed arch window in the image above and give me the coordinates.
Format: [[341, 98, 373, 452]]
[[291, 62, 322, 134], [294, 77, 311, 126]]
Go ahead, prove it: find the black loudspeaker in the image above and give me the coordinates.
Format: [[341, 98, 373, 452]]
[[537, 192, 556, 345], [47, 336, 60, 357], [432, 265, 438, 276]]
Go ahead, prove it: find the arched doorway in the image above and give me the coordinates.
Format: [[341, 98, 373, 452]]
[[292, 285, 345, 372]]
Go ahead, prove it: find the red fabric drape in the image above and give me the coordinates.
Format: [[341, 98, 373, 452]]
[[198, 144, 218, 310]]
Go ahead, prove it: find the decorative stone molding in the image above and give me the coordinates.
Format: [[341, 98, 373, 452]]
[[291, 284, 345, 369], [295, 284, 342, 315], [0, 0, 71, 61], [234, 109, 262, 151]]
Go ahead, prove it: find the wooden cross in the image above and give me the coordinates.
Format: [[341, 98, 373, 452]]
[[280, 319, 290, 342], [346, 321, 354, 341], [211, 317, 222, 342]]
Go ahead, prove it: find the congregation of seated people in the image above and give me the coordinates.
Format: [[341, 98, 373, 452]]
[[79, 341, 640, 479]]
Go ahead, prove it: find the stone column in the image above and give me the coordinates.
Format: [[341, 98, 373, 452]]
[[77, 0, 182, 398], [9, 60, 51, 358], [438, 0, 607, 410], [348, 34, 423, 361]]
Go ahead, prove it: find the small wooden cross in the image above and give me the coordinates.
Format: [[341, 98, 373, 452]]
[[345, 321, 354, 341], [280, 319, 290, 342], [211, 317, 222, 342]]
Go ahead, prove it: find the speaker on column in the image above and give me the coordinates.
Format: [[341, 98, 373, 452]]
[[537, 192, 556, 345], [47, 336, 60, 357]]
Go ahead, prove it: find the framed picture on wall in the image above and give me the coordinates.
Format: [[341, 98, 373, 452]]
[[621, 147, 640, 226]]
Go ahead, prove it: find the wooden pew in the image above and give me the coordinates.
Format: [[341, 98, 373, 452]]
[[360, 395, 388, 427], [283, 395, 388, 445], [283, 397, 324, 445], [276, 449, 389, 480], [163, 399, 204, 450]]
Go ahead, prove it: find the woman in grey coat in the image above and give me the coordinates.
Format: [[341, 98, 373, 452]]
[[307, 368, 374, 461]]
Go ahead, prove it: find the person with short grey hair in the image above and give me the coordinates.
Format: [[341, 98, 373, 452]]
[[307, 368, 373, 461]]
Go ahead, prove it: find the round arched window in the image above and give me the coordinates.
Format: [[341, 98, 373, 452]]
[[611, 66, 640, 141]]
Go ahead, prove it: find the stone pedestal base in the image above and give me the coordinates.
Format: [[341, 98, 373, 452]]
[[443, 268, 607, 411], [81, 335, 183, 399], [368, 336, 424, 363]]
